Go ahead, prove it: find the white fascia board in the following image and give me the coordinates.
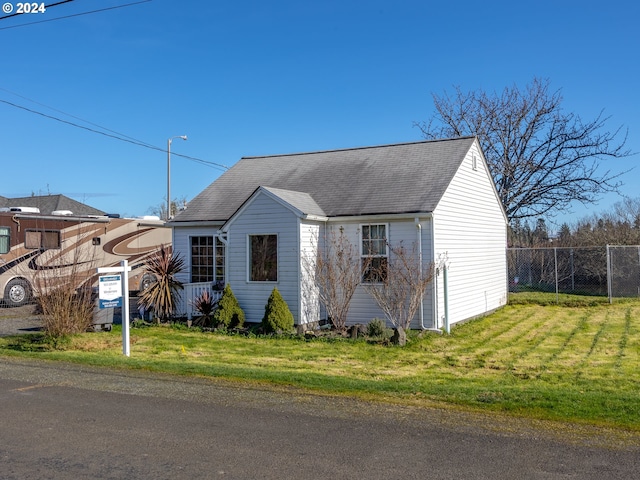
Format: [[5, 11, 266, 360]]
[[168, 220, 225, 228], [303, 214, 329, 222], [326, 212, 433, 223]]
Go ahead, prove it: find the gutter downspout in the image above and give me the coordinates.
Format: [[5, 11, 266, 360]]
[[420, 214, 441, 333], [416, 218, 425, 329], [443, 259, 450, 334], [217, 230, 229, 286]]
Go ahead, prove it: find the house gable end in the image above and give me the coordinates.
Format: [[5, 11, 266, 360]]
[[222, 186, 326, 232]]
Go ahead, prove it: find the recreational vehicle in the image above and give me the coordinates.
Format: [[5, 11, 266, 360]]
[[0, 209, 171, 307]]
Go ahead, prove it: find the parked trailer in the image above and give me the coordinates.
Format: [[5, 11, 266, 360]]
[[0, 210, 172, 307]]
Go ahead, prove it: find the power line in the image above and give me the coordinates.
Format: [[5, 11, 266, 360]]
[[0, 97, 229, 171], [0, 0, 153, 30], [0, 0, 75, 21], [0, 86, 157, 148]]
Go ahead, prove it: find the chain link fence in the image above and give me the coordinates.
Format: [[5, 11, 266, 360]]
[[508, 246, 640, 302]]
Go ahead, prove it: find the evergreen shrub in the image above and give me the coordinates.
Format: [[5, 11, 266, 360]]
[[367, 318, 387, 337], [261, 287, 294, 333], [212, 284, 245, 328]]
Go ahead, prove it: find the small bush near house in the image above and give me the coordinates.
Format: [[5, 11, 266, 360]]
[[212, 284, 245, 328], [191, 289, 218, 327], [367, 318, 387, 338], [261, 287, 294, 333]]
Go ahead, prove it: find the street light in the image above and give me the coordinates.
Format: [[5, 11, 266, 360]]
[[167, 135, 187, 220]]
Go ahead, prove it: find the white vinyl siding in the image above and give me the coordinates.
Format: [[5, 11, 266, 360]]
[[432, 141, 507, 326], [226, 192, 300, 324], [333, 220, 434, 329], [299, 221, 322, 325]]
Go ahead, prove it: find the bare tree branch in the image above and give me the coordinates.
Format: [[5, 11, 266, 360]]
[[302, 227, 369, 331], [364, 242, 433, 330], [415, 78, 633, 222]]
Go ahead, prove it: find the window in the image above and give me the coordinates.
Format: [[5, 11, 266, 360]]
[[361, 224, 388, 282], [190, 236, 225, 284], [0, 227, 9, 254], [249, 234, 277, 282], [24, 229, 61, 250]]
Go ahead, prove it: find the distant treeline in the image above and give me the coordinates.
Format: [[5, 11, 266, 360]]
[[510, 197, 640, 247]]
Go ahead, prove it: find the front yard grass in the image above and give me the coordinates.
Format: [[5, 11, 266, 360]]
[[1, 299, 639, 431]]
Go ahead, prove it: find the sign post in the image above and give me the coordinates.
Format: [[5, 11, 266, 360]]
[[98, 260, 132, 356]]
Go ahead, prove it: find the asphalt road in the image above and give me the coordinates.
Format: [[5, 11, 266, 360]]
[[0, 358, 639, 479]]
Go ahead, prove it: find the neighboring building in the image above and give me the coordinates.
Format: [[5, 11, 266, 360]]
[[0, 194, 105, 216], [169, 137, 508, 329]]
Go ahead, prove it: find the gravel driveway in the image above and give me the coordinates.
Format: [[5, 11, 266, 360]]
[[0, 304, 43, 336]]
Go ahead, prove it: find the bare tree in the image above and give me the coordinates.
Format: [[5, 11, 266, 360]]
[[33, 224, 98, 337], [148, 196, 188, 220], [415, 77, 631, 222], [302, 227, 369, 331], [364, 242, 433, 330]]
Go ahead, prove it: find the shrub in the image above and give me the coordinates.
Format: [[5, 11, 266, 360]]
[[212, 284, 245, 328], [261, 287, 294, 333], [137, 245, 185, 322], [191, 289, 218, 327], [39, 286, 94, 338], [367, 318, 387, 337]]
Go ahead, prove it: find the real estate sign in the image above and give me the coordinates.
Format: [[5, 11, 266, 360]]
[[99, 274, 122, 309]]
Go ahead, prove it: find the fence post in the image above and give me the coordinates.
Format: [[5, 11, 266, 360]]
[[554, 247, 559, 303], [606, 244, 612, 304], [570, 248, 575, 292]]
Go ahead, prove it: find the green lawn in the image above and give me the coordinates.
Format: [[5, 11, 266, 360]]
[[2, 299, 640, 431]]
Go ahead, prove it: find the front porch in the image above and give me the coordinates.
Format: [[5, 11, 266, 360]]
[[175, 282, 224, 320]]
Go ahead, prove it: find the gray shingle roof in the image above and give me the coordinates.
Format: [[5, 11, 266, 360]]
[[259, 187, 327, 218], [171, 137, 476, 223], [0, 194, 105, 216]]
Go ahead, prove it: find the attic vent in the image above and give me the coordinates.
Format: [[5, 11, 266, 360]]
[[472, 154, 478, 171]]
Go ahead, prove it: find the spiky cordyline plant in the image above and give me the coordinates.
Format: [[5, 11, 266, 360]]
[[138, 245, 185, 322], [191, 289, 218, 327]]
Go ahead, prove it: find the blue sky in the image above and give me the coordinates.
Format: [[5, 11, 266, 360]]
[[1, 0, 638, 225]]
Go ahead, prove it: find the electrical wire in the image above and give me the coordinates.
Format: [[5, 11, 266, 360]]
[[0, 0, 75, 20], [0, 97, 230, 171], [0, 0, 153, 30]]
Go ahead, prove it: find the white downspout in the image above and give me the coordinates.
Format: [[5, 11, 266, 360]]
[[431, 213, 438, 331], [419, 214, 441, 332], [443, 259, 450, 334], [416, 218, 425, 329], [217, 230, 229, 285]]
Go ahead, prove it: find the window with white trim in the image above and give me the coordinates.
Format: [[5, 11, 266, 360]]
[[190, 236, 225, 284], [249, 234, 277, 282], [361, 224, 388, 282]]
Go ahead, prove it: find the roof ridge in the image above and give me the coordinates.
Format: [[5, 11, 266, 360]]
[[241, 136, 475, 160]]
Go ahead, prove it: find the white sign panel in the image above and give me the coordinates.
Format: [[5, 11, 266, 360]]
[[99, 274, 122, 309]]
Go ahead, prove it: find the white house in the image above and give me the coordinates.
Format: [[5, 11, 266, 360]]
[[169, 137, 508, 330]]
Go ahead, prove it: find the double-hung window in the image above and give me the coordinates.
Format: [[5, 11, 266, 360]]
[[361, 224, 388, 282]]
